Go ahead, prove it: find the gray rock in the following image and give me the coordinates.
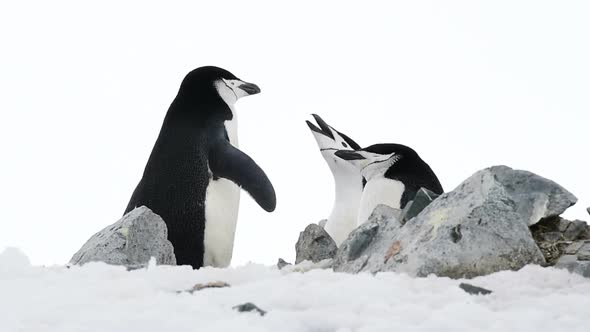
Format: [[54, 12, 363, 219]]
[[70, 206, 176, 267], [295, 224, 338, 264], [490, 166, 577, 225], [587, 207, 590, 216], [318, 219, 327, 228], [563, 220, 588, 241], [530, 217, 590, 265], [555, 255, 590, 278], [557, 218, 572, 232], [400, 188, 440, 224], [232, 303, 266, 316], [564, 241, 585, 255], [333, 205, 399, 273], [539, 232, 562, 243], [334, 166, 576, 278], [459, 283, 493, 295], [277, 258, 292, 269], [576, 241, 590, 261]]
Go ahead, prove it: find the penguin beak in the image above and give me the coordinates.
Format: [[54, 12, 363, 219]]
[[238, 82, 261, 95], [335, 150, 366, 160], [312, 114, 338, 139]]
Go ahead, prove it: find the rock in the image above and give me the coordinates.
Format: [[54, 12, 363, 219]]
[[539, 232, 562, 243], [232, 303, 266, 316], [318, 219, 327, 228], [333, 205, 402, 274], [578, 243, 590, 260], [400, 188, 440, 224], [70, 206, 176, 267], [587, 207, 590, 216], [295, 224, 337, 264], [187, 281, 230, 293], [562, 240, 590, 261], [555, 254, 590, 278], [491, 166, 577, 224], [530, 217, 590, 264], [564, 241, 585, 255], [334, 166, 576, 278], [459, 283, 492, 295], [563, 220, 588, 241], [557, 218, 572, 232], [277, 258, 292, 269]]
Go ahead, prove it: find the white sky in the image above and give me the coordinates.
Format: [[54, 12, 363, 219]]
[[1, 0, 589, 267]]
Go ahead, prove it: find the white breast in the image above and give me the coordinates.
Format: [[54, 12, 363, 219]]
[[357, 177, 405, 226], [323, 160, 363, 246], [203, 106, 240, 267]]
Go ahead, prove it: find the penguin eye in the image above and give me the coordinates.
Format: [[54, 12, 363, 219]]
[[342, 142, 348, 148]]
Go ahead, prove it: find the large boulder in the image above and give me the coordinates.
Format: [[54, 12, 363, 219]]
[[70, 206, 176, 268], [333, 166, 577, 278]]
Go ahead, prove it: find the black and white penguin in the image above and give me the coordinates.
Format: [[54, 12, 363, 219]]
[[125, 66, 276, 269], [335, 144, 443, 225], [306, 114, 363, 245]]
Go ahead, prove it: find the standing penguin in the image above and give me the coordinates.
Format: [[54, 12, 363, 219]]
[[125, 66, 276, 269], [335, 144, 442, 226], [306, 114, 363, 246]]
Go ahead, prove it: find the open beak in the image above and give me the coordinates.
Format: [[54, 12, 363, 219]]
[[306, 114, 336, 139], [306, 120, 324, 135], [238, 82, 261, 95], [335, 150, 366, 160]]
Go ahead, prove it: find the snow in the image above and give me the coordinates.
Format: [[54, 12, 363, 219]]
[[1, 248, 589, 332]]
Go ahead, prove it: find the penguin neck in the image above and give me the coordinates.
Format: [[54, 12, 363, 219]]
[[324, 165, 362, 246], [384, 158, 443, 195], [329, 165, 363, 221], [223, 103, 238, 147], [161, 94, 237, 139], [214, 80, 240, 147]]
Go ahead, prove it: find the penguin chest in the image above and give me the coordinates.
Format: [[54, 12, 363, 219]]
[[202, 118, 240, 268], [203, 177, 240, 267], [324, 174, 363, 246], [357, 178, 405, 226]]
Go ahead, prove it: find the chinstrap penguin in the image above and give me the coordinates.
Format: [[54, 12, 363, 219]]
[[335, 144, 443, 226], [306, 114, 364, 246], [125, 66, 276, 269]]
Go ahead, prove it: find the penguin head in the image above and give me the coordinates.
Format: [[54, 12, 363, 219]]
[[335, 144, 418, 180], [176, 66, 260, 117], [306, 114, 361, 166]]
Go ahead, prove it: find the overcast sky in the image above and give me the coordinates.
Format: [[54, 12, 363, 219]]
[[1, 1, 588, 267]]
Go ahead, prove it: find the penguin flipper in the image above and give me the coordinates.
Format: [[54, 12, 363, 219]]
[[209, 141, 276, 212]]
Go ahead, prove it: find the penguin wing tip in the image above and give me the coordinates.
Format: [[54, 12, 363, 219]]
[[260, 199, 276, 212], [266, 194, 277, 212]]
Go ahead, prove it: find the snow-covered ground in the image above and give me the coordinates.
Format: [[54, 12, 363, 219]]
[[1, 247, 589, 332]]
